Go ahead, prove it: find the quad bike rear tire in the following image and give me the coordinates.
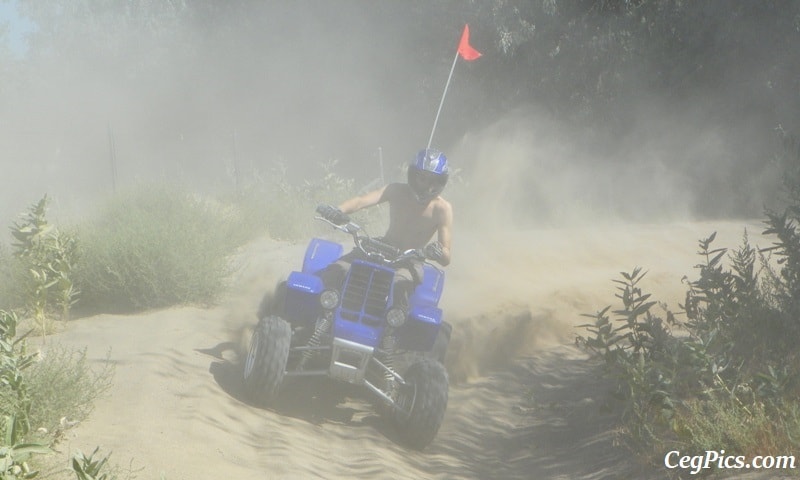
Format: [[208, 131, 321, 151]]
[[243, 315, 291, 406], [392, 358, 449, 449]]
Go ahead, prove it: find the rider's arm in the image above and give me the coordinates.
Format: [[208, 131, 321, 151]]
[[435, 200, 453, 267], [337, 184, 395, 214]]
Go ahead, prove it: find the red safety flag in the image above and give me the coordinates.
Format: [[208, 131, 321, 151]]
[[457, 24, 482, 61]]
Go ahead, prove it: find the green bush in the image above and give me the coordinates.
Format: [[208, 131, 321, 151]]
[[73, 185, 252, 312], [0, 162, 387, 315], [1, 309, 114, 479], [71, 173, 367, 312], [25, 345, 113, 437], [71, 447, 117, 480], [0, 309, 52, 479], [578, 232, 800, 459], [236, 159, 374, 241], [575, 130, 800, 462], [8, 195, 79, 336], [0, 245, 19, 312]]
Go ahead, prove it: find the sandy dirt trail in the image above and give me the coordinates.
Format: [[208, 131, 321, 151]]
[[40, 220, 777, 479]]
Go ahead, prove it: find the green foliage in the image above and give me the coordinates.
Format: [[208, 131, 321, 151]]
[[578, 229, 800, 457], [0, 310, 51, 479], [20, 1, 800, 132], [776, 128, 800, 211], [1, 164, 367, 315], [234, 160, 377, 241], [71, 447, 115, 480], [25, 345, 113, 437], [0, 436, 51, 480], [578, 268, 683, 442], [0, 246, 17, 312], [675, 396, 798, 456], [73, 185, 249, 312], [1, 309, 113, 479], [0, 310, 38, 444], [240, 162, 316, 242], [578, 131, 800, 464], [70, 171, 366, 312], [9, 195, 79, 335], [761, 211, 800, 338]]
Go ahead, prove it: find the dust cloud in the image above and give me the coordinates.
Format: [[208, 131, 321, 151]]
[[1, 3, 790, 226], [0, 3, 434, 225], [0, 3, 789, 378], [3, 5, 795, 477], [430, 108, 777, 380]]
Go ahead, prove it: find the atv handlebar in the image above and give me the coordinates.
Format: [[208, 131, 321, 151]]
[[314, 215, 427, 265]]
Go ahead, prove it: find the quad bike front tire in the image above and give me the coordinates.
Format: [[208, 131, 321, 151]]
[[392, 358, 449, 449], [243, 315, 291, 406]]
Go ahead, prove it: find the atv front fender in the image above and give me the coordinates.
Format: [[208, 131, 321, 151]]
[[283, 271, 324, 327], [396, 305, 442, 351], [303, 238, 344, 274]]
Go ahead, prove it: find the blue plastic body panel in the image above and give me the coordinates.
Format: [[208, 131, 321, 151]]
[[410, 264, 445, 307], [281, 238, 446, 352], [332, 259, 395, 348], [333, 318, 384, 347], [283, 271, 323, 327], [397, 304, 442, 351], [302, 238, 344, 274]]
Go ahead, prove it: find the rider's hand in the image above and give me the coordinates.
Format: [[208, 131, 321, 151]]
[[316, 204, 350, 226], [423, 241, 444, 263]]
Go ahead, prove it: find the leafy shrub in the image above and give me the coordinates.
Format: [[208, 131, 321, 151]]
[[25, 345, 113, 437], [8, 195, 79, 335], [235, 159, 373, 241], [577, 130, 800, 463], [577, 268, 686, 444], [0, 161, 387, 315], [1, 309, 114, 479], [577, 232, 800, 454], [675, 388, 800, 456], [73, 185, 251, 312], [71, 172, 367, 312], [0, 310, 51, 479], [71, 447, 116, 480], [0, 245, 18, 312]]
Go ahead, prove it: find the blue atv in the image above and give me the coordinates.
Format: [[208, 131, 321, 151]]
[[243, 211, 451, 449]]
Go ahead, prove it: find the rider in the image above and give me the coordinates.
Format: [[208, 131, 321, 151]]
[[317, 148, 453, 310]]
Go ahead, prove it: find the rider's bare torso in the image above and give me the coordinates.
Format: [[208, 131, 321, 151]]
[[381, 184, 441, 251], [338, 182, 452, 267]]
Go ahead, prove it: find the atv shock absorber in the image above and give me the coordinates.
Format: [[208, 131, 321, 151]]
[[297, 313, 331, 370], [381, 332, 398, 395]]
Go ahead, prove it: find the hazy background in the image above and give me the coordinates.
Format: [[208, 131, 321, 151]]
[[1, 5, 797, 475], [1, 1, 798, 228]]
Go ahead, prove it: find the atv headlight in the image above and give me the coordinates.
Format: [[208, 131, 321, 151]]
[[320, 289, 340, 309], [386, 307, 407, 328]]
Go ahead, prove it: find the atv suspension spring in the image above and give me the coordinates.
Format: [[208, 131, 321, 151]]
[[381, 334, 398, 393], [298, 315, 330, 370]]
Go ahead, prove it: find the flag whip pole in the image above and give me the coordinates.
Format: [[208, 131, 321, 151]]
[[426, 24, 481, 150], [427, 51, 460, 150]]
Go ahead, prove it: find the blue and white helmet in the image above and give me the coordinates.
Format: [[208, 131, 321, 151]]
[[408, 148, 449, 203]]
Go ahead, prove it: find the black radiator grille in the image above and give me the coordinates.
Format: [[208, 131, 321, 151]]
[[341, 264, 393, 318]]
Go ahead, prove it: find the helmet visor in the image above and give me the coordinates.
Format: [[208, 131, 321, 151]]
[[410, 170, 448, 200]]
